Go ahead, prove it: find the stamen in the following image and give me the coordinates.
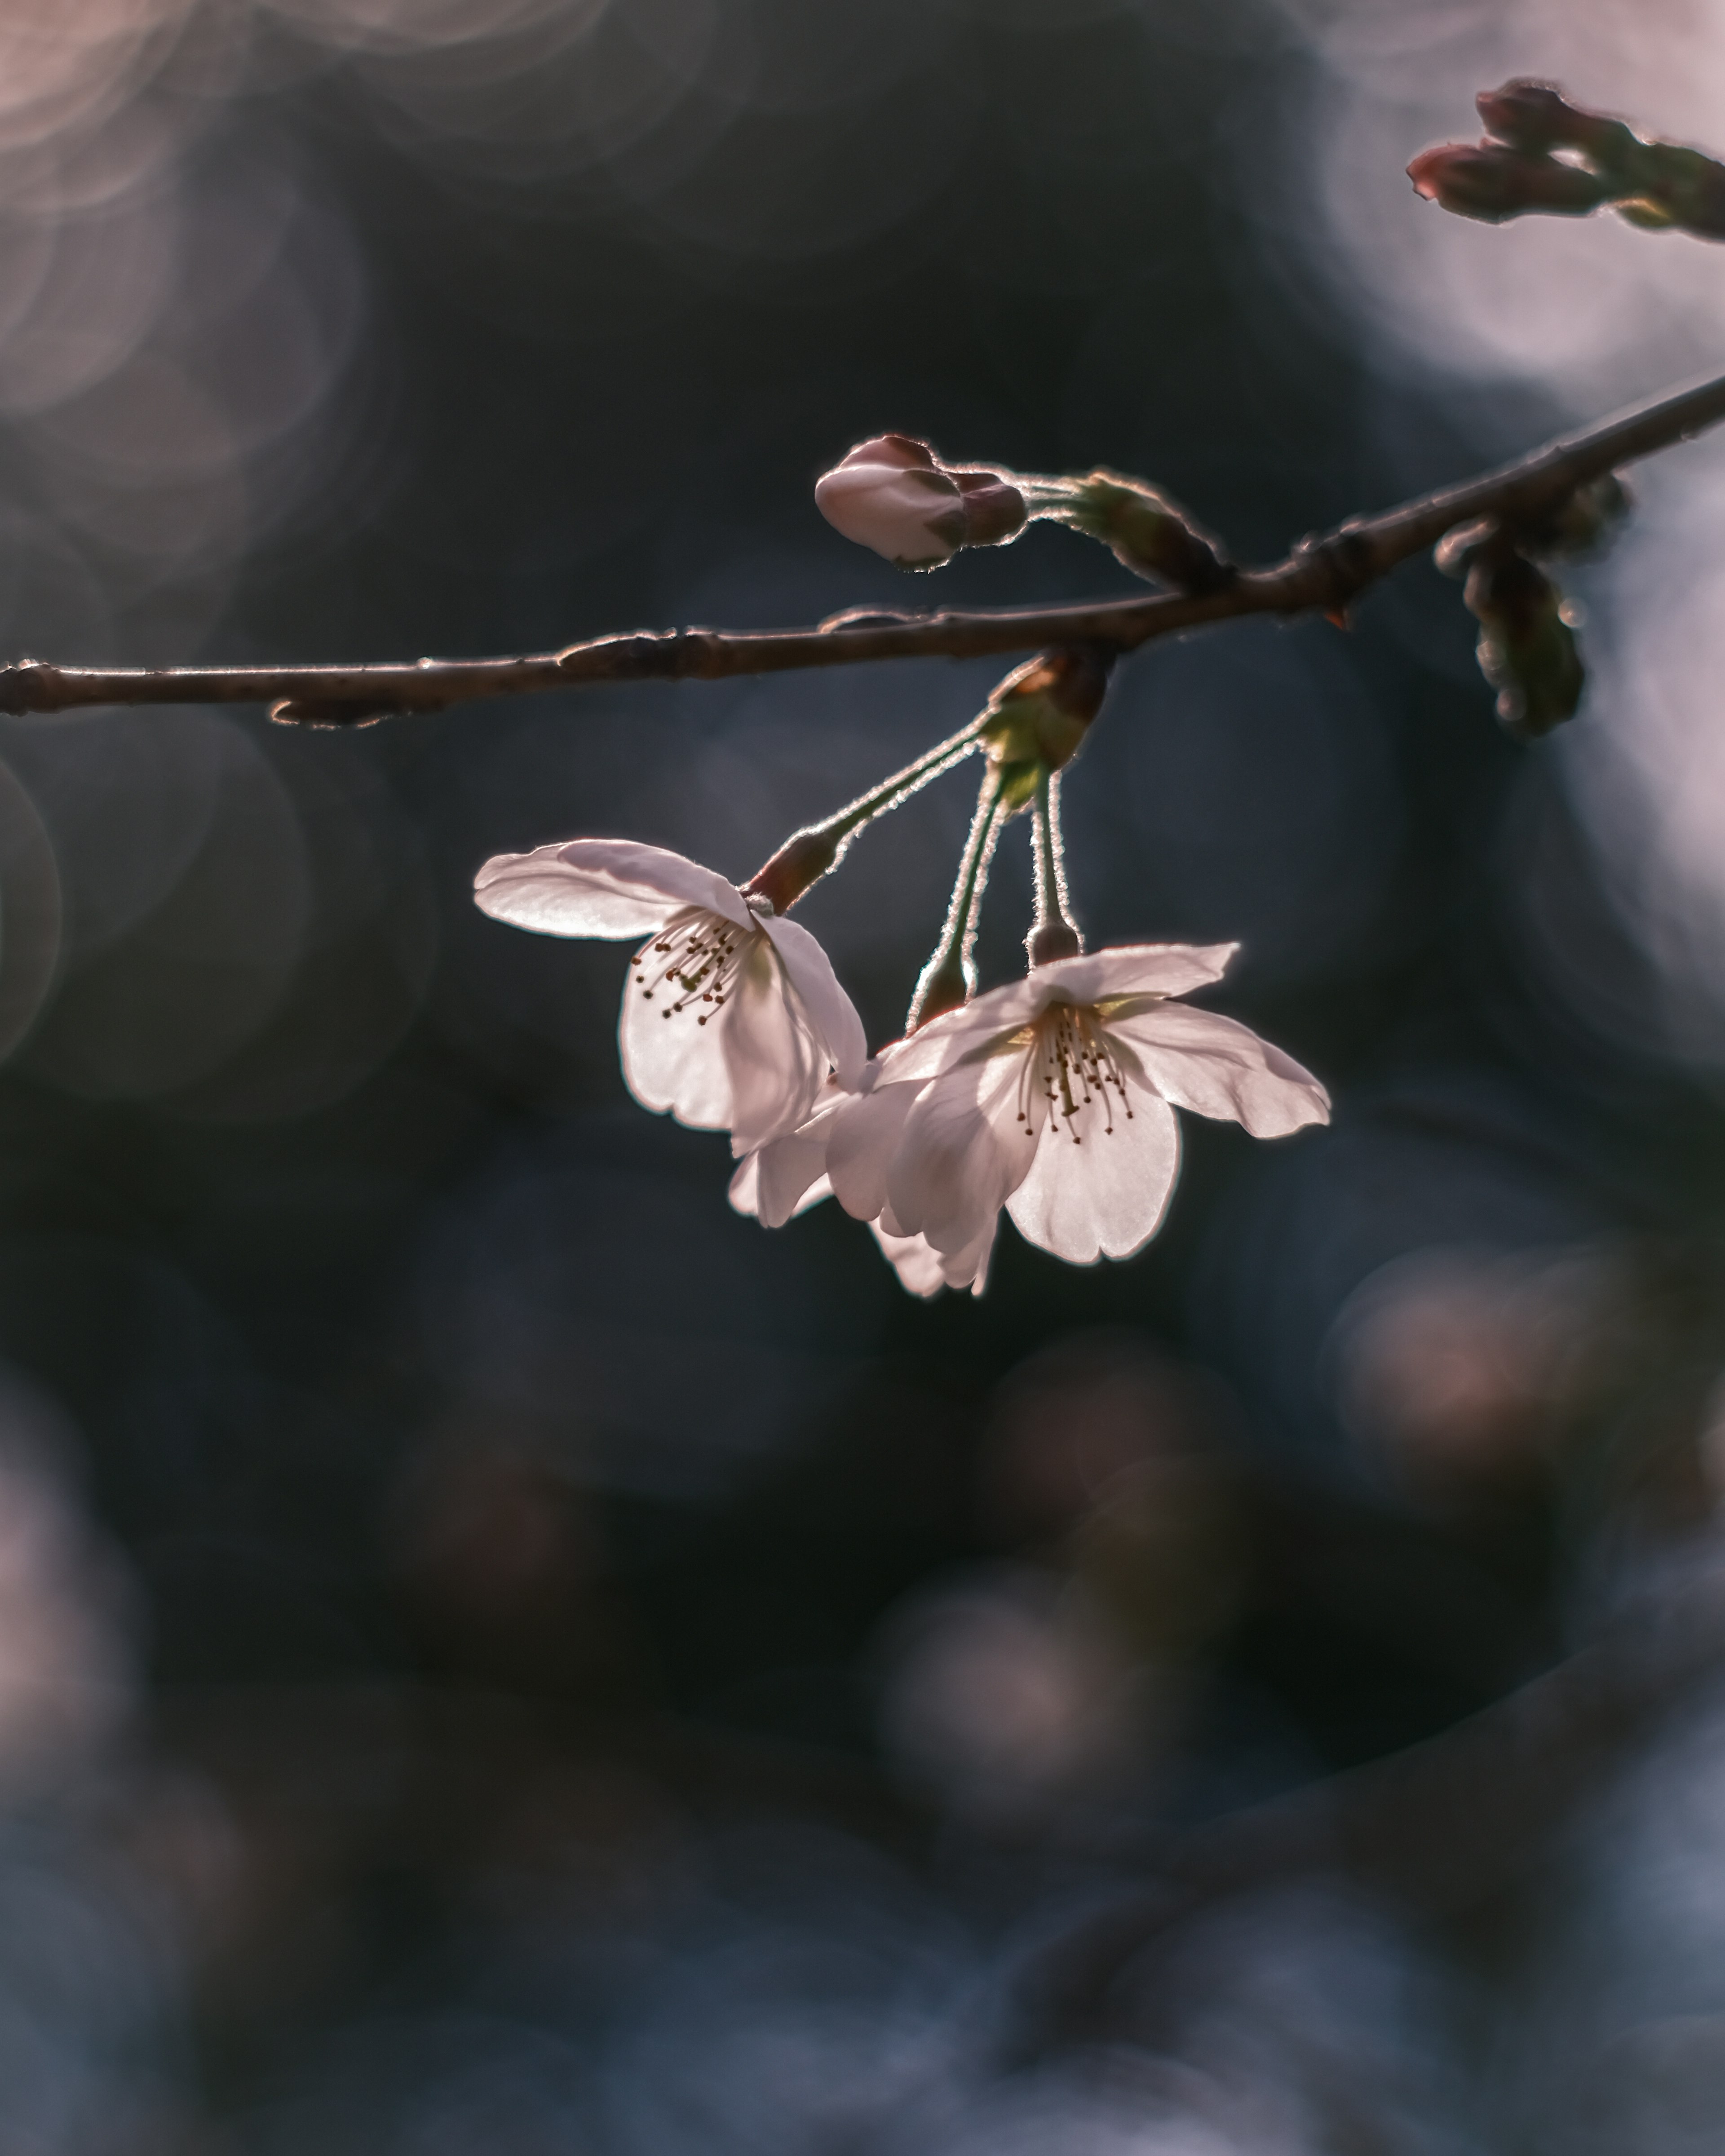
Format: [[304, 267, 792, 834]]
[[1026, 1003, 1134, 1145], [631, 909, 753, 1023]]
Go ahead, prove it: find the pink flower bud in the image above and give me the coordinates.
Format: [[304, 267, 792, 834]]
[[1475, 80, 1638, 173], [1475, 80, 1574, 154], [1408, 143, 1611, 223], [814, 436, 1025, 570]]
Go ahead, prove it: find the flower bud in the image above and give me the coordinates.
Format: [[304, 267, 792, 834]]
[[1475, 80, 1637, 170], [1062, 470, 1234, 593], [1476, 80, 1580, 154], [978, 646, 1113, 795], [1407, 143, 1611, 223], [814, 435, 1026, 570], [1464, 553, 1584, 740]]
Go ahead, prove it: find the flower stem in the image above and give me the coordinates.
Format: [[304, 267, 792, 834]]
[[1026, 764, 1082, 966], [907, 771, 1006, 1030], [744, 721, 981, 913]]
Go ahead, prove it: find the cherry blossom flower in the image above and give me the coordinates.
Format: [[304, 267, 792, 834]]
[[814, 435, 1026, 569], [473, 838, 865, 1154], [825, 944, 1328, 1271]]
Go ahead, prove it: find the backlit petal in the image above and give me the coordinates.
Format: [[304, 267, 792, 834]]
[[1035, 942, 1239, 1005], [618, 952, 739, 1131], [1109, 1001, 1330, 1137], [888, 1048, 1038, 1255], [720, 933, 827, 1153], [1006, 1088, 1180, 1264], [730, 1150, 832, 1226], [761, 913, 867, 1088], [474, 837, 749, 938], [827, 1080, 924, 1222], [868, 1223, 948, 1297]]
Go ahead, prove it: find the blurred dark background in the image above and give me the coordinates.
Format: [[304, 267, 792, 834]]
[[2, 2, 1725, 2149]]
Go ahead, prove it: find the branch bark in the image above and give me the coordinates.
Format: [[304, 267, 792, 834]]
[[6, 369, 1725, 727]]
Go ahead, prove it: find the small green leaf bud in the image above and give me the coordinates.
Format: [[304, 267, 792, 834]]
[[1061, 470, 1234, 593], [977, 646, 1113, 790], [1464, 553, 1585, 740], [1437, 475, 1631, 586], [1616, 144, 1725, 238], [1520, 472, 1632, 561]]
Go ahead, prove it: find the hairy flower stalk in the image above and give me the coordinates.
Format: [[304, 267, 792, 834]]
[[1027, 766, 1081, 967], [743, 720, 983, 915], [907, 773, 1008, 1032]]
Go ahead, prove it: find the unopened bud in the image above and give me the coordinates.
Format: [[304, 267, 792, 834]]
[[814, 435, 1026, 570], [1464, 553, 1585, 740], [1062, 470, 1234, 593], [1475, 80, 1577, 154], [978, 646, 1113, 791], [1408, 143, 1610, 224], [1476, 80, 1637, 169]]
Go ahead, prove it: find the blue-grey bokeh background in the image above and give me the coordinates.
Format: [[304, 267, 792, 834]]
[[0, 1, 1723, 2148]]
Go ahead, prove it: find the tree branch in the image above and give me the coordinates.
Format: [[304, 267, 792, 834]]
[[6, 370, 1725, 728]]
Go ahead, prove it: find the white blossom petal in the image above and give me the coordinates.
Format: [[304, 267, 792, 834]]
[[814, 458, 962, 566], [729, 1150, 832, 1225], [619, 947, 744, 1131], [827, 1080, 925, 1222], [1006, 1087, 1180, 1263], [474, 838, 750, 938], [873, 943, 1243, 1089], [717, 933, 828, 1153], [1039, 942, 1238, 1004], [868, 1213, 996, 1299], [761, 912, 867, 1088], [1109, 1002, 1330, 1137], [869, 1222, 949, 1297], [754, 1134, 834, 1225], [888, 1046, 1039, 1255]]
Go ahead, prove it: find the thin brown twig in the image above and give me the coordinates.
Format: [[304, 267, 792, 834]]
[[4, 370, 1725, 727]]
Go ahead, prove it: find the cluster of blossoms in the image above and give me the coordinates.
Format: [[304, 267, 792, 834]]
[[473, 438, 1330, 1300]]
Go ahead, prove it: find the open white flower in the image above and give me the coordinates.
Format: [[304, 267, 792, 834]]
[[728, 1068, 995, 1298], [826, 944, 1328, 1270], [474, 838, 865, 1154]]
